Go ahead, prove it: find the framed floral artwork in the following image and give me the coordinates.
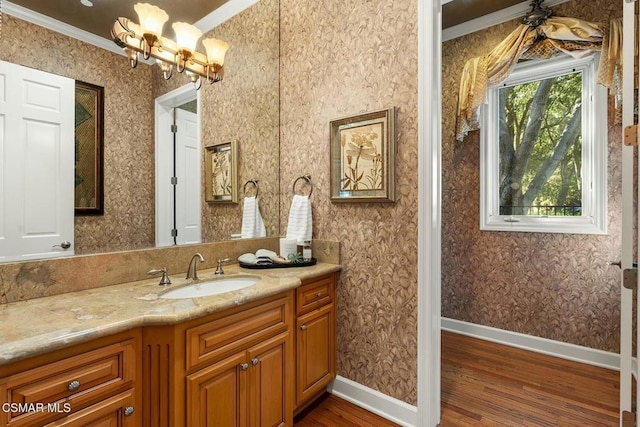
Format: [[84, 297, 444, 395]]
[[330, 107, 396, 202], [205, 141, 238, 203]]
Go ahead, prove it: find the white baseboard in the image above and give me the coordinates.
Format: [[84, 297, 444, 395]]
[[441, 317, 620, 371], [328, 376, 418, 427]]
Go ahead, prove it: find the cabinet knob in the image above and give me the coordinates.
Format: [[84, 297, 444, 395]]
[[252, 358, 259, 365], [300, 324, 307, 331], [124, 406, 135, 417], [240, 363, 249, 370], [67, 380, 81, 392], [316, 292, 323, 298]]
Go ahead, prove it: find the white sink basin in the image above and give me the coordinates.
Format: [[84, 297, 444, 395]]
[[160, 276, 260, 299]]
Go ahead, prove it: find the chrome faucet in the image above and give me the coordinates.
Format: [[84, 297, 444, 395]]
[[186, 253, 205, 280], [148, 267, 171, 286], [215, 258, 232, 275]]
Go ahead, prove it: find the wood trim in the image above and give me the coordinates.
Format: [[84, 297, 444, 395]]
[[296, 304, 334, 406], [0, 330, 141, 427], [296, 275, 333, 315], [185, 295, 290, 371]]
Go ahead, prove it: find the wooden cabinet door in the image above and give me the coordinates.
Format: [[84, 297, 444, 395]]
[[296, 304, 334, 405], [186, 351, 248, 427], [247, 332, 290, 427], [44, 389, 137, 426]]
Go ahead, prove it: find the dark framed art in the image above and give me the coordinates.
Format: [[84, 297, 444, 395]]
[[74, 80, 104, 215]]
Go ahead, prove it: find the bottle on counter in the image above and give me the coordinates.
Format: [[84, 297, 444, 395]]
[[302, 240, 312, 262]]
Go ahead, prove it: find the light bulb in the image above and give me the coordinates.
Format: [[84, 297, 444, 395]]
[[134, 3, 168, 38], [202, 38, 229, 66], [172, 22, 202, 54]]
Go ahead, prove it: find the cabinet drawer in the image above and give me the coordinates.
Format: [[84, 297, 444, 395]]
[[296, 275, 333, 315], [44, 389, 137, 426], [1, 340, 136, 427], [186, 295, 290, 370]]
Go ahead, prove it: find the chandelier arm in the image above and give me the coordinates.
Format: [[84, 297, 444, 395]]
[[176, 53, 186, 73], [163, 64, 172, 80], [142, 38, 152, 60]]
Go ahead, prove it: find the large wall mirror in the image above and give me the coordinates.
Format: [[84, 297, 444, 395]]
[[0, 0, 280, 262]]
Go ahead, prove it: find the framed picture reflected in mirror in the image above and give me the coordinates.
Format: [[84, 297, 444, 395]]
[[74, 81, 104, 215], [205, 140, 238, 203]]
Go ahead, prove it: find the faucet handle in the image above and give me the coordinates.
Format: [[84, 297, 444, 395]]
[[148, 267, 171, 286], [215, 258, 232, 275]]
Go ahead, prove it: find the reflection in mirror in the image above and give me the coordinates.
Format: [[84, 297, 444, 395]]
[[0, 0, 279, 262]]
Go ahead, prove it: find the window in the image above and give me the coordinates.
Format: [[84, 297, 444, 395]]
[[480, 55, 607, 234]]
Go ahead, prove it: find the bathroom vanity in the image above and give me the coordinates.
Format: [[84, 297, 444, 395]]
[[0, 264, 339, 426]]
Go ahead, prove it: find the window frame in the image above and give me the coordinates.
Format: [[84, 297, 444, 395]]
[[480, 54, 608, 234]]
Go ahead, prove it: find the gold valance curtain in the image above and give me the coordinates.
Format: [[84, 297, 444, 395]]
[[455, 17, 623, 142]]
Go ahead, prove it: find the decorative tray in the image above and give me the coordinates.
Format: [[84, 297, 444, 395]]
[[239, 258, 317, 269]]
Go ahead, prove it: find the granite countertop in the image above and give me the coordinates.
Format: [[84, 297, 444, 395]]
[[0, 262, 340, 366]]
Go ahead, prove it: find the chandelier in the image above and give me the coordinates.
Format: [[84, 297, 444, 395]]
[[111, 3, 229, 89]]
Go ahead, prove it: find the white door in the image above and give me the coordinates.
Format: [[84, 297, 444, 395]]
[[0, 61, 75, 262], [619, 2, 636, 425], [154, 85, 201, 247], [175, 108, 201, 245]]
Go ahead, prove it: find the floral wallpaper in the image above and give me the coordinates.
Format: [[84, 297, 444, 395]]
[[0, 15, 156, 255], [280, 0, 418, 405], [152, 0, 280, 242], [441, 0, 623, 353], [2, 0, 279, 252]]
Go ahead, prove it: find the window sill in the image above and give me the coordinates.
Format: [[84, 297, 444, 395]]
[[480, 215, 607, 235]]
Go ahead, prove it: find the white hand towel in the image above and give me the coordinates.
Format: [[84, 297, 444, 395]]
[[286, 194, 312, 245], [241, 196, 266, 239]]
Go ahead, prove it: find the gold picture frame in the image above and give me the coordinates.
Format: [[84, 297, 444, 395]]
[[74, 81, 104, 215], [330, 107, 397, 203], [205, 141, 238, 203]]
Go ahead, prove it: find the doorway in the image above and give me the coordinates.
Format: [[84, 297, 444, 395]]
[[155, 85, 202, 247]]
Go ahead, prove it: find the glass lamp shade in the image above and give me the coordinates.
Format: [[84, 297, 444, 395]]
[[172, 22, 202, 54], [202, 38, 230, 66], [133, 3, 168, 38]]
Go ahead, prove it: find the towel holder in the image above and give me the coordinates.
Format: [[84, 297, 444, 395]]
[[292, 175, 313, 197], [243, 179, 259, 197]]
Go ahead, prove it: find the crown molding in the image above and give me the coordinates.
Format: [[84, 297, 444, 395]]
[[195, 0, 259, 32], [3, 1, 127, 57], [442, 0, 571, 42], [3, 0, 255, 60]]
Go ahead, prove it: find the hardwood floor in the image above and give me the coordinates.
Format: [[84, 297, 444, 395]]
[[295, 332, 619, 426], [294, 394, 398, 426], [440, 331, 619, 426]]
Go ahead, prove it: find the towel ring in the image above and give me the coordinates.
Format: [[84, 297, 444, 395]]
[[292, 175, 313, 197], [243, 179, 259, 197]]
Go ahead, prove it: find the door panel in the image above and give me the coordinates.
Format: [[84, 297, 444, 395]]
[[175, 108, 201, 245], [0, 61, 74, 262], [248, 333, 288, 427], [186, 351, 247, 427]]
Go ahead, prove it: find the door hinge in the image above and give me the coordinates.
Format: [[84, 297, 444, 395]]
[[171, 176, 178, 185], [171, 124, 178, 133], [171, 229, 178, 237], [623, 268, 637, 290], [624, 125, 637, 146], [622, 410, 635, 427]]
